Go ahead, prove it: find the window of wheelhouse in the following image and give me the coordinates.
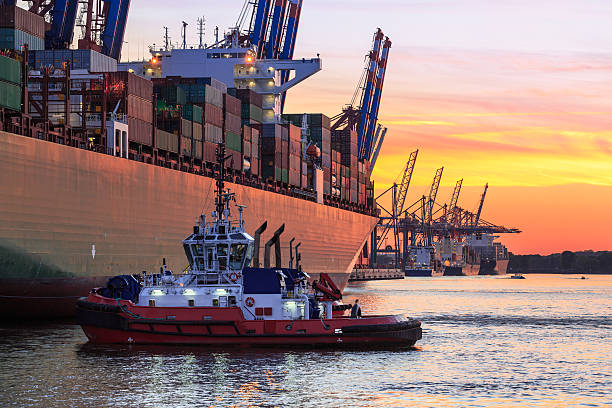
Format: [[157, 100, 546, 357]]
[[217, 244, 228, 270], [230, 243, 248, 270], [190, 244, 204, 270], [183, 244, 194, 268]]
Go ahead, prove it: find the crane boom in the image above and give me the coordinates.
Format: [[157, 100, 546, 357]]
[[363, 35, 391, 158], [447, 178, 462, 221], [394, 150, 418, 218], [357, 29, 384, 155], [474, 183, 488, 226], [426, 167, 444, 223]]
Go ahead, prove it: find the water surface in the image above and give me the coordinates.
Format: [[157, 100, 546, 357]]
[[1, 274, 610, 407]]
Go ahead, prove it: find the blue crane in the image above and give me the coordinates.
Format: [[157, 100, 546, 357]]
[[330, 29, 391, 169]]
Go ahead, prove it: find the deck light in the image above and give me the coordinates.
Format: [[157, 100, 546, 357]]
[[151, 289, 165, 296], [183, 289, 196, 296]]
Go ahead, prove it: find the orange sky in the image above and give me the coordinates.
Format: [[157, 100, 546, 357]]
[[120, 0, 612, 254]]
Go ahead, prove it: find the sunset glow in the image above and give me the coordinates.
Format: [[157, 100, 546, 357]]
[[122, 0, 612, 254]]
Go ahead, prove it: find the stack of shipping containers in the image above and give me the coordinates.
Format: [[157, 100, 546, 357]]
[[106, 72, 153, 148], [182, 104, 203, 161], [223, 93, 242, 171], [0, 54, 21, 111], [332, 128, 359, 203], [260, 123, 288, 183], [0, 5, 44, 50], [230, 88, 263, 175]]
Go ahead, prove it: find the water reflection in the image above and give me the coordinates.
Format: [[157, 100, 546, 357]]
[[0, 274, 610, 407]]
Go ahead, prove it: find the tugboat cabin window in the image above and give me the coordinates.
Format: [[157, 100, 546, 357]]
[[206, 247, 214, 270], [193, 244, 204, 257], [183, 244, 194, 267], [217, 244, 228, 270], [229, 243, 248, 269]]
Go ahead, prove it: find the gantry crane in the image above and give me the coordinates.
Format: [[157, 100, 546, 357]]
[[0, 0, 130, 60], [369, 150, 418, 268], [330, 28, 391, 169]]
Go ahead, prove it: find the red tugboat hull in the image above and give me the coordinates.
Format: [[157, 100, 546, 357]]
[[77, 294, 422, 347]]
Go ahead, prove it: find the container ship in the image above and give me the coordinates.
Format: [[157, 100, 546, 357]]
[[0, 2, 389, 319]]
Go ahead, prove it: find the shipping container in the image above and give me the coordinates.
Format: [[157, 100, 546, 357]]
[[229, 88, 263, 107], [251, 157, 259, 176], [181, 136, 192, 156], [241, 104, 263, 124], [106, 71, 152, 100], [225, 131, 241, 152], [128, 117, 153, 146], [0, 80, 21, 111], [155, 129, 178, 153], [127, 94, 153, 123], [181, 118, 192, 138], [224, 112, 241, 134], [203, 141, 217, 162], [0, 54, 20, 84], [203, 103, 223, 127], [0, 6, 45, 37], [193, 122, 202, 141], [182, 104, 203, 123], [223, 93, 241, 116], [204, 123, 223, 144], [193, 139, 203, 159], [30, 49, 117, 71], [155, 84, 186, 105], [282, 113, 331, 129], [0, 27, 43, 50], [226, 149, 241, 171]]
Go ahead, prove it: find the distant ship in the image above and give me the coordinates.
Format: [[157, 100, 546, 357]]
[[465, 234, 509, 275], [404, 245, 442, 277], [433, 238, 480, 276]]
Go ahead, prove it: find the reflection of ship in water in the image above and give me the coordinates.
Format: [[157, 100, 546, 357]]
[[465, 233, 509, 275]]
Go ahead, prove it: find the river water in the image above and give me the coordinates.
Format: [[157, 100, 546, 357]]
[[0, 274, 610, 407]]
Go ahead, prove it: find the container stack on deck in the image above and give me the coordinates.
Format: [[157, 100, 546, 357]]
[[106, 72, 153, 148], [0, 5, 44, 51], [1, 45, 375, 214], [0, 54, 21, 112]]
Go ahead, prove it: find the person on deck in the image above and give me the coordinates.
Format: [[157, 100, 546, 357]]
[[351, 299, 362, 318]]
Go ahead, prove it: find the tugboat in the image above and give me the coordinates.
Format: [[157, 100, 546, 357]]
[[76, 146, 422, 347]]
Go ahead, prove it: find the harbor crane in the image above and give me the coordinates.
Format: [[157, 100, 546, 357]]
[[331, 28, 391, 166], [0, 0, 131, 60], [369, 150, 418, 268]]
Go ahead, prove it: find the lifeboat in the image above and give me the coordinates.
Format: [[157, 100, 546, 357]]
[[76, 146, 422, 348]]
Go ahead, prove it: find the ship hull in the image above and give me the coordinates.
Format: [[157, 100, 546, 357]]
[[76, 296, 422, 347], [405, 268, 441, 277], [442, 263, 480, 276], [0, 132, 377, 319], [479, 259, 509, 275]]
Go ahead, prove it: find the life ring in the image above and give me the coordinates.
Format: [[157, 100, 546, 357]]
[[245, 297, 255, 307], [229, 272, 238, 282]]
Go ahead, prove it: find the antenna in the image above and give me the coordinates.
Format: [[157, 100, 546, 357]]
[[215, 26, 219, 43], [181, 21, 188, 49], [163, 26, 170, 51], [197, 17, 206, 49]]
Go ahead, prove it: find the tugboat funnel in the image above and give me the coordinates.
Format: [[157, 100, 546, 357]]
[[264, 224, 285, 268], [253, 221, 268, 267]]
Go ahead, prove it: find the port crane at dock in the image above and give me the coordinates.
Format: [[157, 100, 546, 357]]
[[331, 28, 391, 165]]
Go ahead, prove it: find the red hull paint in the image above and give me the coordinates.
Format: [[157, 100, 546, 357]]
[[77, 294, 422, 347]]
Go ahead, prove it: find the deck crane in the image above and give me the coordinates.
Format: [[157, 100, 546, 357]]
[[330, 28, 391, 168]]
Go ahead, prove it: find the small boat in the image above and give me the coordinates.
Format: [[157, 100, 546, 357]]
[[510, 273, 525, 279], [76, 146, 422, 348]]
